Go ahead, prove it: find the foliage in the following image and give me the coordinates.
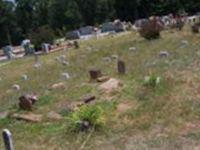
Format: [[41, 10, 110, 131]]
[[0, 0, 200, 47], [68, 104, 104, 132], [143, 75, 161, 88], [139, 19, 163, 40], [28, 25, 55, 49]]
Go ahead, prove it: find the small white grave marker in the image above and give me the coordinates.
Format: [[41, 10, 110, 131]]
[[2, 129, 14, 150]]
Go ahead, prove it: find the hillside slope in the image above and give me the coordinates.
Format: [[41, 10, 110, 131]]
[[0, 30, 200, 150]]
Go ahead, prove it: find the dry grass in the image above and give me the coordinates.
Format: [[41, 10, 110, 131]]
[[0, 29, 200, 149]]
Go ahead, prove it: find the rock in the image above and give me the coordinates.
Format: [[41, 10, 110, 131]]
[[61, 60, 69, 66], [12, 84, 20, 91], [51, 82, 65, 89], [33, 63, 41, 69], [102, 57, 112, 62], [21, 74, 28, 80], [89, 69, 102, 80], [61, 73, 70, 80], [0, 111, 9, 119], [181, 40, 189, 46], [129, 47, 137, 51], [111, 54, 118, 60], [99, 78, 122, 93], [47, 111, 62, 121], [117, 60, 126, 74], [97, 76, 110, 82], [159, 51, 169, 58], [12, 113, 43, 122], [80, 95, 96, 104], [19, 94, 38, 110]]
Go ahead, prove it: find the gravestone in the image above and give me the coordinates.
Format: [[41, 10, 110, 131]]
[[129, 47, 137, 51], [21, 74, 28, 81], [2, 129, 14, 150], [19, 94, 38, 110], [2, 46, 13, 60], [61, 73, 70, 80], [23, 42, 35, 56], [80, 95, 96, 104], [33, 54, 41, 68], [74, 41, 79, 49], [117, 60, 126, 74], [89, 69, 102, 80], [12, 84, 20, 91], [42, 43, 50, 54], [159, 51, 169, 58]]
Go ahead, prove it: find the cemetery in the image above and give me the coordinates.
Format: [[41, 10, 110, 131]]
[[0, 22, 199, 149], [0, 0, 200, 149]]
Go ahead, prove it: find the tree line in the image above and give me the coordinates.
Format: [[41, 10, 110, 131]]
[[0, 0, 199, 47]]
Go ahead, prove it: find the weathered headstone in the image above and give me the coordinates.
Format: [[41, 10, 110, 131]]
[[61, 73, 70, 80], [2, 46, 14, 60], [117, 60, 126, 74], [2, 129, 14, 150], [42, 43, 50, 54], [33, 54, 41, 69], [19, 94, 38, 110], [129, 47, 137, 51], [51, 82, 65, 90], [12, 84, 20, 91], [74, 41, 79, 49], [89, 69, 102, 80], [21, 74, 28, 81], [80, 95, 96, 104], [159, 51, 169, 58], [111, 54, 118, 60]]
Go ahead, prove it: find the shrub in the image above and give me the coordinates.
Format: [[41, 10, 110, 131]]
[[139, 19, 163, 40], [143, 75, 161, 88], [191, 23, 200, 34], [28, 25, 55, 50], [68, 105, 104, 132]]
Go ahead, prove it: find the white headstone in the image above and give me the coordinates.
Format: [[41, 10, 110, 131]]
[[2, 129, 14, 150]]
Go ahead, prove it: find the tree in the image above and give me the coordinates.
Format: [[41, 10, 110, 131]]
[[0, 0, 17, 46]]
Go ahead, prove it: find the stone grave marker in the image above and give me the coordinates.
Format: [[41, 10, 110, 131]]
[[117, 60, 126, 74], [74, 41, 79, 49], [19, 94, 38, 110], [89, 69, 102, 80], [33, 54, 41, 68], [159, 51, 169, 58], [2, 46, 14, 60], [21, 74, 28, 81], [61, 73, 70, 80], [2, 129, 14, 150], [12, 84, 20, 91]]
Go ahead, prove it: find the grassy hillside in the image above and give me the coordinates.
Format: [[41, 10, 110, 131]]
[[0, 29, 200, 150]]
